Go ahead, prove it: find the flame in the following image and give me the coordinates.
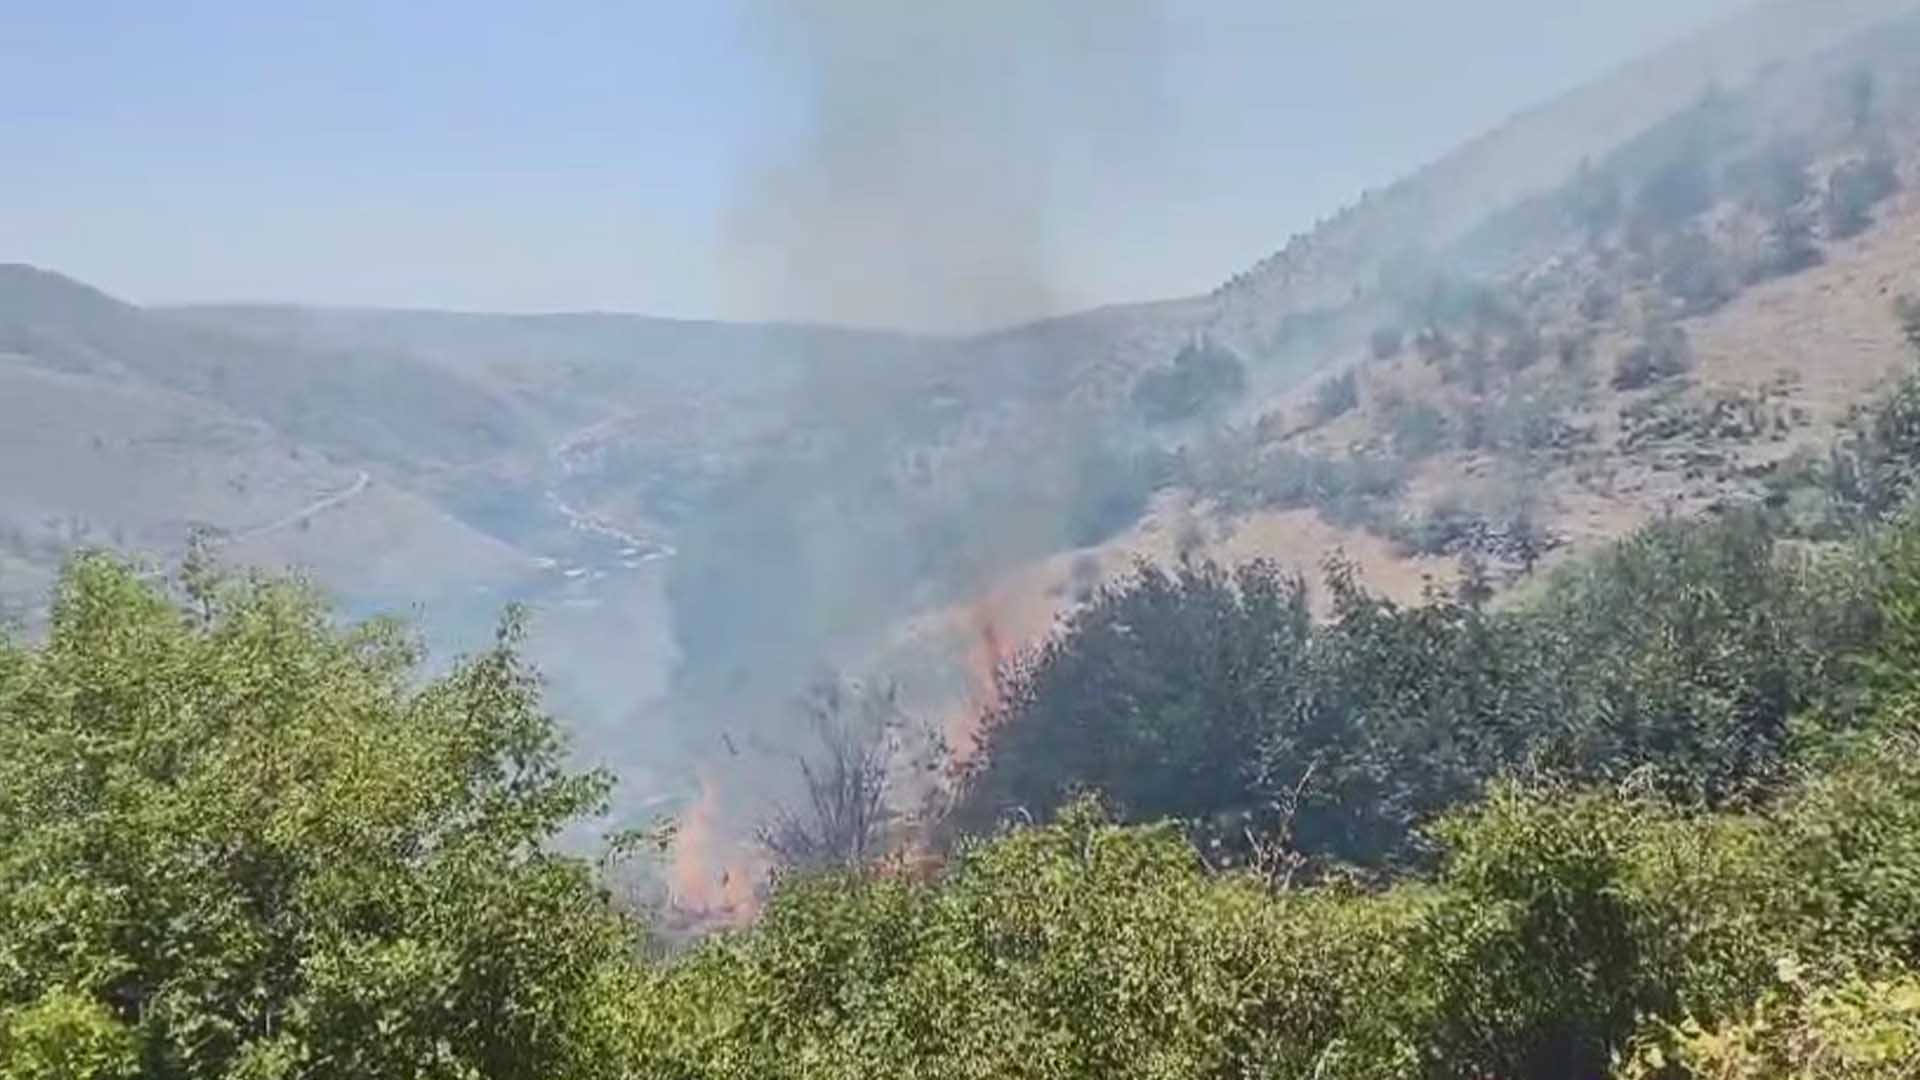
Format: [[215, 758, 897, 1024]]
[[666, 770, 764, 927], [946, 595, 1008, 766], [948, 570, 1069, 767]]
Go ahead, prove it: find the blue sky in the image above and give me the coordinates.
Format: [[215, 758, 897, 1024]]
[[1, 1, 1754, 328]]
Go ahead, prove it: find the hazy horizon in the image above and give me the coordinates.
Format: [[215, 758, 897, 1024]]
[[5, 1, 1754, 331]]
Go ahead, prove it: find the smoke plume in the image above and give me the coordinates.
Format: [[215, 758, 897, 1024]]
[[725, 0, 1170, 333]]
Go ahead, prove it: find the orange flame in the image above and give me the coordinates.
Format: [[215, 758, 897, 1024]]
[[666, 770, 764, 928], [948, 596, 1012, 767]]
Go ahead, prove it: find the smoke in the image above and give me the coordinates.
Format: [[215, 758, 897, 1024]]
[[724, 0, 1171, 333]]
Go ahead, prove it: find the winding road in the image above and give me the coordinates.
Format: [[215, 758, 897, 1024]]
[[221, 470, 371, 546]]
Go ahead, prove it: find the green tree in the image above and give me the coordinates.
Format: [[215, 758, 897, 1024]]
[[0, 555, 639, 1079], [1131, 339, 1249, 425], [957, 559, 1312, 836]]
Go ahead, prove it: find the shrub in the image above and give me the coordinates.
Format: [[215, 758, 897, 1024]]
[[1622, 971, 1920, 1080], [1635, 152, 1717, 231], [0, 556, 640, 1078], [1314, 370, 1360, 423], [1581, 281, 1620, 322], [1734, 136, 1814, 215], [1132, 339, 1249, 425], [1614, 325, 1693, 390], [1064, 443, 1174, 547], [1390, 402, 1450, 458], [1567, 161, 1624, 237], [627, 801, 1429, 1079], [1897, 295, 1920, 356], [1658, 230, 1736, 314], [1371, 325, 1406, 360], [1750, 210, 1826, 282], [957, 559, 1313, 833], [1826, 150, 1901, 240]]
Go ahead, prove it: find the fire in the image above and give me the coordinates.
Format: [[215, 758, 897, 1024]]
[[949, 594, 1012, 767], [949, 571, 1066, 767], [666, 770, 764, 927]]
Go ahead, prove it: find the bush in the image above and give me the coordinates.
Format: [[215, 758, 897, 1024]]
[[1567, 161, 1624, 237], [1313, 370, 1360, 422], [1622, 971, 1920, 1079], [1658, 231, 1736, 314], [1635, 152, 1717, 231], [1132, 339, 1249, 425], [1826, 151, 1900, 240], [0, 556, 640, 1078], [956, 560, 1312, 833], [1390, 402, 1450, 458], [1898, 295, 1920, 356], [1064, 442, 1176, 548], [1750, 210, 1825, 282], [625, 801, 1430, 1079], [1581, 281, 1620, 323], [961, 510, 1868, 870], [1526, 509, 1869, 801], [1733, 136, 1814, 215], [1822, 364, 1920, 526], [1614, 325, 1693, 390], [1249, 449, 1406, 514], [1392, 496, 1485, 557]]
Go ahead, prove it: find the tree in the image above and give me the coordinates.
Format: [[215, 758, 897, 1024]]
[[1313, 370, 1360, 423], [757, 679, 897, 874], [957, 559, 1312, 835], [1825, 150, 1900, 240], [1131, 339, 1248, 425], [1634, 151, 1716, 232], [0, 555, 639, 1079], [1897, 295, 1920, 357]]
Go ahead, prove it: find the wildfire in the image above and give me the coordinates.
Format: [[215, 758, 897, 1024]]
[[666, 770, 764, 927], [949, 594, 1013, 767], [950, 571, 1067, 766]]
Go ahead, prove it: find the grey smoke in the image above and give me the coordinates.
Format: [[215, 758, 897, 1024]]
[[724, 0, 1170, 333]]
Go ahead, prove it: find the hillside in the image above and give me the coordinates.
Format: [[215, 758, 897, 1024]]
[[6, 2, 1920, 885], [918, 2, 1920, 656]]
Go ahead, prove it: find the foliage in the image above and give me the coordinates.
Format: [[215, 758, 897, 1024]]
[[1732, 136, 1815, 216], [1063, 441, 1175, 548], [1751, 210, 1826, 282], [1390, 401, 1451, 458], [0, 988, 140, 1080], [1634, 150, 1717, 233], [630, 708, 1920, 1078], [1623, 971, 1920, 1080], [961, 509, 1871, 870], [0, 555, 639, 1079], [620, 798, 1431, 1079], [1826, 150, 1901, 240], [956, 559, 1312, 835], [1523, 510, 1867, 801], [1823, 362, 1920, 527], [1131, 338, 1248, 425], [1250, 448, 1407, 515], [1658, 230, 1737, 315], [1614, 324, 1695, 391], [1568, 160, 1625, 237], [1313, 369, 1360, 423]]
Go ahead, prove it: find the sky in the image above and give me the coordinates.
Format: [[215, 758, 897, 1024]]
[[1, 0, 1757, 331]]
